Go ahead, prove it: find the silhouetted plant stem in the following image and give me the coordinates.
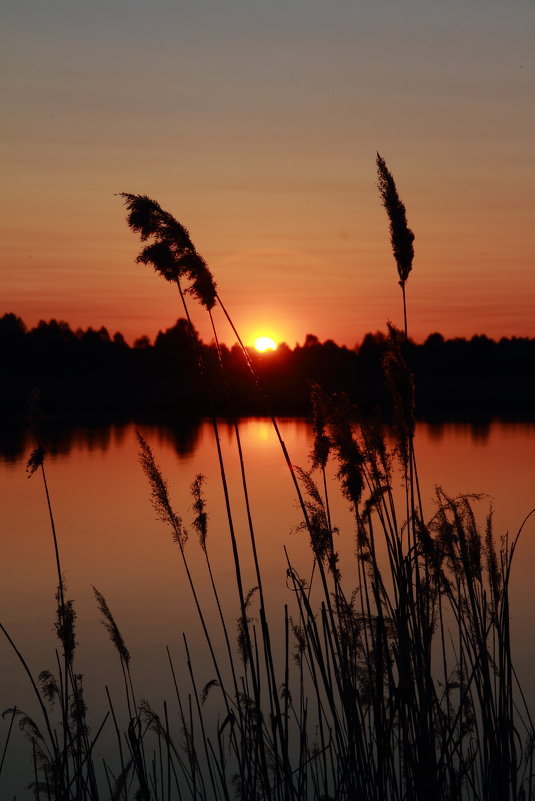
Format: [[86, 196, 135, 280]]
[[39, 464, 65, 617], [0, 624, 57, 763], [104, 686, 127, 801], [217, 291, 348, 719], [165, 647, 199, 799], [169, 279, 275, 798], [37, 461, 74, 778], [215, 294, 312, 526], [207, 309, 295, 797], [183, 634, 224, 801], [401, 282, 408, 341], [0, 705, 16, 777], [31, 737, 40, 801], [199, 541, 241, 702]]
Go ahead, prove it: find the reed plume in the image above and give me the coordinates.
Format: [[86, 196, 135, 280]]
[[309, 383, 331, 473], [377, 153, 415, 341], [136, 431, 186, 547], [92, 587, 131, 667], [120, 193, 217, 310], [26, 445, 45, 477], [376, 153, 415, 288], [191, 474, 208, 553]]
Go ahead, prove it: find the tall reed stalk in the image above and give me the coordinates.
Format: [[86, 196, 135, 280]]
[[1, 160, 532, 801]]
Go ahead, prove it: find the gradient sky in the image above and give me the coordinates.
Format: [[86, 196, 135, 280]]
[[2, 0, 534, 347]]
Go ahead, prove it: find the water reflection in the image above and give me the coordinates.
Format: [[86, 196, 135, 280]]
[[1, 418, 534, 799], [3, 415, 532, 463], [0, 415, 204, 463], [424, 419, 493, 443]]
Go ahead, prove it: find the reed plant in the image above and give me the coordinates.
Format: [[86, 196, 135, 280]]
[[1, 157, 534, 800]]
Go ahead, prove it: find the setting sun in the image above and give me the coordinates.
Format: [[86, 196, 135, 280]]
[[254, 336, 277, 352]]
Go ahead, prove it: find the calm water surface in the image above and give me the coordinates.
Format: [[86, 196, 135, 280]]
[[1, 418, 534, 797]]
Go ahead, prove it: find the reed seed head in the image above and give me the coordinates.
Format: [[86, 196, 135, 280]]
[[484, 508, 502, 612], [26, 445, 45, 478], [191, 474, 208, 551], [309, 383, 332, 471], [294, 466, 338, 573], [136, 431, 187, 547], [55, 587, 77, 667], [236, 586, 258, 665], [319, 392, 365, 509], [38, 670, 60, 707], [376, 153, 415, 286], [120, 192, 217, 309], [92, 586, 131, 667]]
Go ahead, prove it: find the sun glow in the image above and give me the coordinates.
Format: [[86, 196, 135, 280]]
[[254, 336, 277, 352]]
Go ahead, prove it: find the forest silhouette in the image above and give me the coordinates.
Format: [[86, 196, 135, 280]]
[[2, 311, 534, 424]]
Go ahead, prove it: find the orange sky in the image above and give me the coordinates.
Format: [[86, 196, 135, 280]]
[[2, 0, 534, 347]]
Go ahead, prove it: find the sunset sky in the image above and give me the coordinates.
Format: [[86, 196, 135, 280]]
[[3, 0, 534, 347]]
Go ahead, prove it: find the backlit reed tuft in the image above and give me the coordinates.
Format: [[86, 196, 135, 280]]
[[309, 383, 331, 472], [376, 152, 415, 287], [55, 585, 77, 667], [191, 474, 208, 552], [294, 466, 338, 573], [136, 431, 186, 547], [315, 389, 365, 509], [236, 587, 258, 665], [120, 192, 217, 309], [92, 586, 130, 667], [26, 445, 45, 477]]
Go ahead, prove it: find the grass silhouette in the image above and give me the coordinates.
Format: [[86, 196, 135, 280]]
[[1, 157, 534, 800]]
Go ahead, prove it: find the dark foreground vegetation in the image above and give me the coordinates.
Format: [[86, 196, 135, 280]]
[[2, 312, 535, 420], [1, 158, 534, 800]]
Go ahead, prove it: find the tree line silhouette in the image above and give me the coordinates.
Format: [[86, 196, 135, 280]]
[[1, 312, 534, 421]]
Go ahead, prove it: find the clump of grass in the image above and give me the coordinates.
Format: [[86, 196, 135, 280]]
[[116, 159, 534, 800], [2, 158, 534, 801]]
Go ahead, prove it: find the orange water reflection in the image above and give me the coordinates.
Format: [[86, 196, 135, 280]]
[[0, 419, 534, 796]]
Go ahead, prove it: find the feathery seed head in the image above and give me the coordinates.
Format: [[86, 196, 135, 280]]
[[136, 241, 180, 282], [191, 473, 208, 551], [55, 588, 77, 667], [136, 431, 187, 547], [236, 587, 258, 665], [295, 466, 339, 576], [184, 253, 218, 309], [120, 192, 217, 309], [376, 153, 415, 286], [200, 679, 220, 705], [26, 445, 45, 478], [309, 383, 332, 471], [484, 509, 502, 612], [120, 193, 166, 241], [93, 586, 131, 667], [319, 392, 365, 508], [38, 670, 60, 707]]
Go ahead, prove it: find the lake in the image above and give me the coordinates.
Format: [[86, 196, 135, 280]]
[[1, 417, 534, 798]]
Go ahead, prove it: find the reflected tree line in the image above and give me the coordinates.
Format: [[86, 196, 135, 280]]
[[2, 312, 534, 430]]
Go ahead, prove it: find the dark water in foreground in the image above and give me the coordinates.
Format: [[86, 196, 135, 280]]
[[1, 418, 534, 798]]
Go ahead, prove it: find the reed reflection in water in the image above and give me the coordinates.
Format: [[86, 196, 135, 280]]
[[0, 418, 534, 797]]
